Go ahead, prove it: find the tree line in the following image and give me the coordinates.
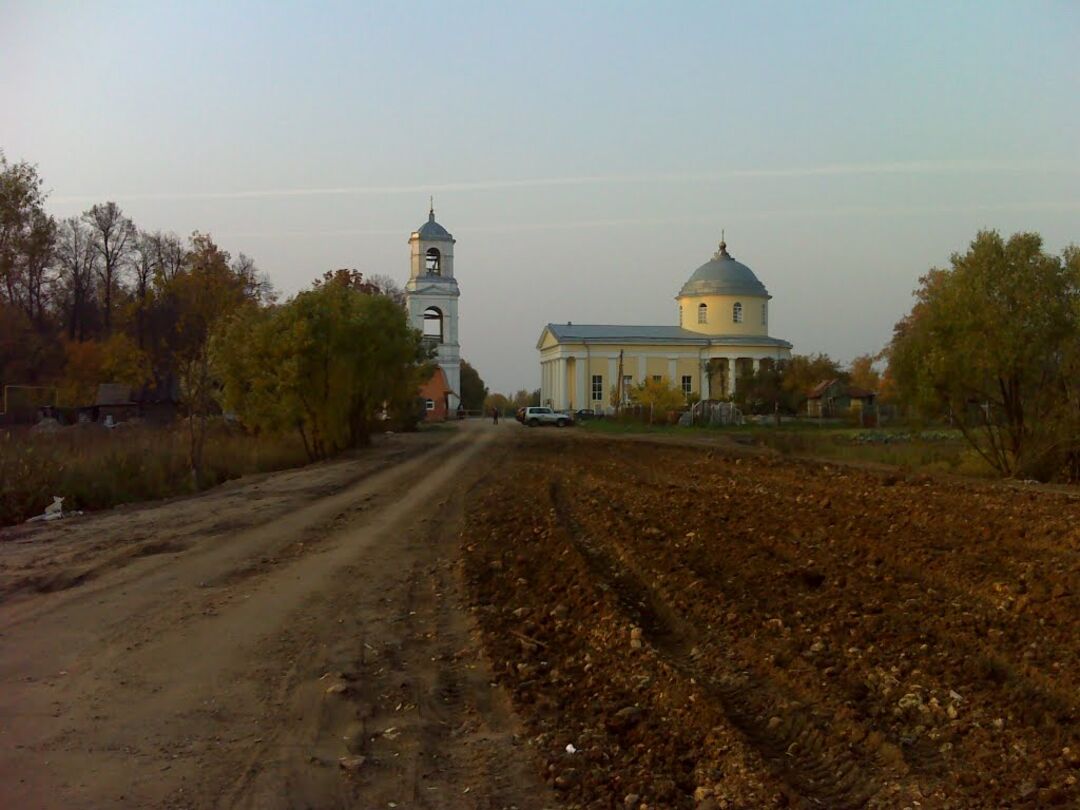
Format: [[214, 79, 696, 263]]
[[1, 152, 449, 485], [1, 152, 279, 405]]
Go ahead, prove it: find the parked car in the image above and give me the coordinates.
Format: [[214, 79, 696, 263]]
[[521, 406, 573, 427], [574, 408, 600, 421]]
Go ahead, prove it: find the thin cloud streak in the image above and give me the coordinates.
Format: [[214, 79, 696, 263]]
[[217, 200, 1080, 240], [51, 160, 1079, 204]]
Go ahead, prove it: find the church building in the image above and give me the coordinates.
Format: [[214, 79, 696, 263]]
[[405, 205, 461, 417], [536, 238, 792, 412]]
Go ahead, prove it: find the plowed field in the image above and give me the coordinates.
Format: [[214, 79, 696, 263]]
[[463, 434, 1080, 808]]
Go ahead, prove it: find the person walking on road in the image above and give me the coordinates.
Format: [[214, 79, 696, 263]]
[[492, 407, 499, 425]]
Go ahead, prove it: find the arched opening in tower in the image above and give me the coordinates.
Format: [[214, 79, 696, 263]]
[[425, 248, 441, 275], [423, 306, 444, 342]]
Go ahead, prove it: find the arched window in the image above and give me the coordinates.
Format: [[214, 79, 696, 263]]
[[697, 303, 708, 324], [423, 306, 443, 341], [733, 301, 743, 323], [425, 247, 441, 275]]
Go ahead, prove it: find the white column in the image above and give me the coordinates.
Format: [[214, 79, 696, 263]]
[[556, 357, 567, 410], [702, 359, 711, 400], [607, 356, 617, 412], [576, 355, 586, 411]]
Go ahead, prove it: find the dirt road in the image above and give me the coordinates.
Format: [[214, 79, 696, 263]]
[[0, 420, 548, 810]]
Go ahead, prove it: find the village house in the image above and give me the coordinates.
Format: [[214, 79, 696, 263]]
[[806, 379, 877, 419], [536, 238, 792, 412]]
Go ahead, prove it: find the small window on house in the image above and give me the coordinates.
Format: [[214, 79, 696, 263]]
[[762, 302, 768, 327], [697, 303, 708, 324], [591, 374, 603, 401], [652, 375, 662, 384], [425, 247, 441, 275], [681, 375, 693, 397], [733, 301, 743, 323], [425, 399, 435, 411]]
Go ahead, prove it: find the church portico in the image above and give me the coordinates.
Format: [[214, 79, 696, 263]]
[[537, 238, 792, 412]]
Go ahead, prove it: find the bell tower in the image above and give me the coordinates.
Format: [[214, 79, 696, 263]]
[[405, 201, 461, 410]]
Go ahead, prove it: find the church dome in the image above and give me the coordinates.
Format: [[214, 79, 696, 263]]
[[678, 241, 769, 298], [413, 208, 454, 242]]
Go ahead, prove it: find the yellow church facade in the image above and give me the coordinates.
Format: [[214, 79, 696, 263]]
[[536, 239, 792, 412]]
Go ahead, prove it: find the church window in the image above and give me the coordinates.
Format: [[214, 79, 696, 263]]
[[591, 375, 603, 401], [681, 375, 693, 397], [733, 302, 743, 323], [697, 303, 708, 324], [423, 306, 443, 341], [425, 247, 441, 275], [652, 375, 662, 384]]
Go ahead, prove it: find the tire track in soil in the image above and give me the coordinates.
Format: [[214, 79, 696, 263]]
[[548, 478, 881, 809]]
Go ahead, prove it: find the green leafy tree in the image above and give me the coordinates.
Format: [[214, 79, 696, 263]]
[[0, 153, 56, 328], [213, 272, 427, 460], [459, 360, 488, 411], [889, 230, 1080, 479], [740, 354, 846, 414]]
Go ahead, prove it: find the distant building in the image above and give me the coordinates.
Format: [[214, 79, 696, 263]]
[[806, 379, 877, 418], [417, 366, 453, 422], [405, 204, 461, 413], [536, 238, 792, 412]]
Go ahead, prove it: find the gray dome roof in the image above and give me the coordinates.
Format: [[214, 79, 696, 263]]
[[413, 209, 454, 242], [678, 241, 769, 298]]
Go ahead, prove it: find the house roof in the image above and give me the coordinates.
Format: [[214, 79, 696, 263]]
[[95, 383, 133, 406], [807, 379, 876, 399], [541, 322, 792, 349]]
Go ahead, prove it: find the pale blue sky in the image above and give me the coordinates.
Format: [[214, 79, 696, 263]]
[[3, 1, 1078, 392]]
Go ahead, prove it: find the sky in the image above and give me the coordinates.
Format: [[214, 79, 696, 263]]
[[3, 1, 1078, 393]]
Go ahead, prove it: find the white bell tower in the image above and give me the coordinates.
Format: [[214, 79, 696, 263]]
[[405, 201, 461, 410]]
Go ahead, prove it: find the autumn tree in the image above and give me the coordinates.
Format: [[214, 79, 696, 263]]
[[54, 217, 99, 341], [889, 230, 1080, 479], [848, 354, 882, 392], [84, 202, 135, 334], [628, 377, 686, 422], [171, 233, 254, 484], [484, 392, 511, 415]]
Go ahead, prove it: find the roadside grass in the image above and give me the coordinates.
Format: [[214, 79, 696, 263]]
[[581, 419, 995, 478], [0, 424, 310, 527]]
